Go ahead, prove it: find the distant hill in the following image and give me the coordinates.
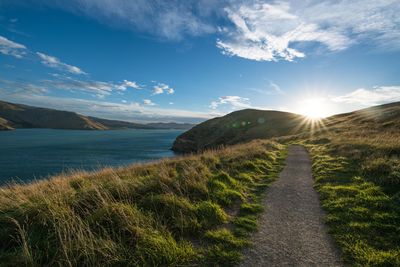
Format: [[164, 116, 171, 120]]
[[172, 102, 400, 152], [0, 100, 195, 131], [88, 117, 153, 129], [146, 122, 195, 130]]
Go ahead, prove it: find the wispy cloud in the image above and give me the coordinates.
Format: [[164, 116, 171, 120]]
[[117, 79, 141, 90], [0, 92, 210, 123], [37, 52, 86, 75], [0, 34, 87, 75], [42, 76, 115, 96], [217, 0, 400, 61], [152, 83, 175, 95], [143, 99, 155, 106], [4, 1, 398, 61], [0, 35, 27, 58], [210, 95, 250, 110], [331, 86, 400, 106], [25, 0, 223, 40], [0, 75, 132, 97], [0, 75, 176, 101], [0, 78, 48, 95], [249, 81, 285, 95]]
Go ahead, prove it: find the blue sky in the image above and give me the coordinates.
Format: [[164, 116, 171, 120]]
[[0, 0, 399, 123]]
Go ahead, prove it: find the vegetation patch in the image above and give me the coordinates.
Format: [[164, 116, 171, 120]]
[[307, 143, 400, 266], [0, 140, 285, 266]]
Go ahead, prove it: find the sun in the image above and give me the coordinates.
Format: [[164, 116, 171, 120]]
[[297, 98, 330, 119]]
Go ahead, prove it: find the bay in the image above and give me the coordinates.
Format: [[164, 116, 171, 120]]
[[0, 129, 183, 184]]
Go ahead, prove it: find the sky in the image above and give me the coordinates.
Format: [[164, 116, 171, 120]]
[[0, 0, 399, 123]]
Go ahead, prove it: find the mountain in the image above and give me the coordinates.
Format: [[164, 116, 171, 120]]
[[0, 100, 195, 131], [172, 102, 400, 152]]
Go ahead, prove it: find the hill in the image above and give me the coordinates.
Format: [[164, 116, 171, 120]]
[[318, 101, 400, 142], [173, 102, 400, 152], [172, 109, 306, 152], [88, 116, 153, 129], [0, 100, 194, 131], [146, 122, 195, 130]]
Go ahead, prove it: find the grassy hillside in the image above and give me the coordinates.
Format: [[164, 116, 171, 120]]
[[173, 102, 400, 153], [306, 140, 400, 266], [0, 100, 194, 131], [0, 100, 108, 130], [0, 140, 285, 266], [285, 102, 400, 266], [172, 109, 305, 152]]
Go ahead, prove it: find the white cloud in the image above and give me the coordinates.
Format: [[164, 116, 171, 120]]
[[37, 52, 86, 75], [0, 36, 88, 75], [41, 76, 144, 97], [331, 86, 400, 106], [152, 83, 175, 95], [210, 95, 250, 110], [117, 79, 141, 90], [43, 76, 115, 96], [0, 35, 27, 58], [143, 99, 155, 106], [29, 0, 221, 40], [218, 0, 400, 61]]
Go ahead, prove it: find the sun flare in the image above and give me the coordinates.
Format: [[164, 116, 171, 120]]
[[297, 98, 330, 119]]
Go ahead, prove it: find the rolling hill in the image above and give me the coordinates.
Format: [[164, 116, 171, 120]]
[[0, 100, 195, 131], [172, 109, 306, 152], [172, 102, 400, 152]]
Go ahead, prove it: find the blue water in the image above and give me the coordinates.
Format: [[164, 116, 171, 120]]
[[0, 129, 183, 184]]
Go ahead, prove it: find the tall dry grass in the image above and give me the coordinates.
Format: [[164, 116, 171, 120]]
[[0, 140, 284, 266]]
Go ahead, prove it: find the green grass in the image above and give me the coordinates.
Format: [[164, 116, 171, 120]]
[[0, 140, 286, 266], [307, 142, 400, 266]]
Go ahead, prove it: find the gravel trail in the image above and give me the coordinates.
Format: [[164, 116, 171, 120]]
[[240, 145, 343, 267]]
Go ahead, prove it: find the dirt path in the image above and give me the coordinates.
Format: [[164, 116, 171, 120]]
[[240, 145, 343, 267]]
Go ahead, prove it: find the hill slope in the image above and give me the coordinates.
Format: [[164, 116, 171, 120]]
[[0, 140, 285, 266], [321, 101, 400, 136], [172, 109, 305, 152], [0, 100, 108, 130], [173, 102, 400, 152], [0, 100, 194, 131]]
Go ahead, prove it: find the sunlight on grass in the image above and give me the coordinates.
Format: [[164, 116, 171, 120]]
[[0, 140, 286, 266]]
